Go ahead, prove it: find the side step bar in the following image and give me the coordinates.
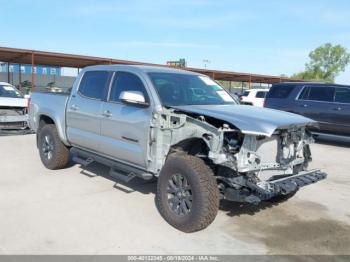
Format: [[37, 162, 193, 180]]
[[109, 169, 137, 183], [70, 147, 154, 182], [72, 156, 94, 166]]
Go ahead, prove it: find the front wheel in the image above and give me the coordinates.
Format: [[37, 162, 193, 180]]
[[156, 154, 219, 232], [38, 124, 70, 170]]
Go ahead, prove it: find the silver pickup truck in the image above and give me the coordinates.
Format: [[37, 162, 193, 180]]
[[29, 65, 327, 232]]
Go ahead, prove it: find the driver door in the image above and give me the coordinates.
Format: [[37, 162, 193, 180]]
[[99, 71, 152, 168]]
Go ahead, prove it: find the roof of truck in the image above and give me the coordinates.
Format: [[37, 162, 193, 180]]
[[84, 64, 202, 76]]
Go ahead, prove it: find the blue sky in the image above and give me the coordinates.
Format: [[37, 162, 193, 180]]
[[1, 0, 350, 83]]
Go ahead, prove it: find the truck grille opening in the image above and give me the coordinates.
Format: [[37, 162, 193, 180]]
[[256, 138, 279, 163], [255, 138, 281, 180]]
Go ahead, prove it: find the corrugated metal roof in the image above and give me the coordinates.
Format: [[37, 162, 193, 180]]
[[0, 46, 296, 84]]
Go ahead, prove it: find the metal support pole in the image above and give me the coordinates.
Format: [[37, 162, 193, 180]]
[[241, 82, 244, 93], [7, 62, 10, 83], [31, 52, 35, 91], [18, 63, 22, 90], [229, 81, 232, 93], [249, 74, 252, 89]]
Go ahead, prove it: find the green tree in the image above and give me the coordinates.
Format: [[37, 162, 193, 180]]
[[292, 43, 350, 83]]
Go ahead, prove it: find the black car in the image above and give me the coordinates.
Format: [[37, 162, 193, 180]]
[[264, 82, 350, 136]]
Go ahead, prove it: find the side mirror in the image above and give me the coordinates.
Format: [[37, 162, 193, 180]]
[[119, 91, 149, 107]]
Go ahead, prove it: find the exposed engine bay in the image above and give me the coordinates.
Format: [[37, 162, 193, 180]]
[[150, 107, 327, 204]]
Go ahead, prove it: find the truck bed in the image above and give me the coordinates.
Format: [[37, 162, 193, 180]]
[[29, 92, 70, 142]]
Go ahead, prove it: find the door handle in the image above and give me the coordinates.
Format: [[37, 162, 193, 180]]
[[301, 104, 308, 108], [102, 110, 113, 117], [71, 104, 79, 111], [333, 107, 342, 111]]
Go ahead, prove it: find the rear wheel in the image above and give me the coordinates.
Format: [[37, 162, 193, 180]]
[[38, 124, 70, 170], [156, 154, 219, 232]]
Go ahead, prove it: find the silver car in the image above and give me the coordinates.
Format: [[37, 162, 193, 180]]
[[29, 65, 327, 232], [0, 82, 29, 130]]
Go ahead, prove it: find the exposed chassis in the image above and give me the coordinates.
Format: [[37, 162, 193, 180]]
[[149, 109, 327, 204]]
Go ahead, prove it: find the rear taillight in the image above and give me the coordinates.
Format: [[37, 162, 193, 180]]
[[263, 99, 266, 107]]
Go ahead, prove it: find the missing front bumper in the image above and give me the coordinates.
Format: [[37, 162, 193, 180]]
[[224, 169, 327, 204]]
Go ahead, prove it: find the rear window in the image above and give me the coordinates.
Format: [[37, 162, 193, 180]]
[[79, 71, 110, 100], [267, 85, 295, 99], [242, 91, 250, 96], [256, 91, 267, 98], [334, 87, 350, 104], [299, 86, 335, 102]]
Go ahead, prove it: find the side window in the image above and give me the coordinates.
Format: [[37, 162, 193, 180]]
[[256, 91, 267, 98], [298, 86, 310, 100], [308, 86, 334, 102], [109, 72, 149, 102], [79, 71, 110, 100], [267, 85, 296, 99], [335, 87, 350, 104]]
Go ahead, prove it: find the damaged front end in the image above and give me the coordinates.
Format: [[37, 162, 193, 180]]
[[0, 106, 29, 130], [212, 127, 327, 204], [151, 107, 327, 205]]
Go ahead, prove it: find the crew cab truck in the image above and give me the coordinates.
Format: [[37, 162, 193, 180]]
[[29, 65, 327, 232]]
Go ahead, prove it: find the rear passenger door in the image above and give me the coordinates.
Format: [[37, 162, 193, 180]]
[[99, 71, 152, 168], [330, 87, 350, 135], [295, 85, 335, 132], [66, 70, 111, 152]]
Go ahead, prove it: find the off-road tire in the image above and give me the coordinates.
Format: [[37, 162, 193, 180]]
[[38, 124, 70, 170], [156, 154, 219, 232]]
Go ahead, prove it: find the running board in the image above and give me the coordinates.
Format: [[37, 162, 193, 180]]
[[109, 169, 137, 183], [70, 147, 154, 181], [72, 156, 94, 166]]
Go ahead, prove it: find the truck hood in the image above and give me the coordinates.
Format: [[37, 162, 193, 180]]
[[173, 104, 315, 137], [0, 97, 27, 108]]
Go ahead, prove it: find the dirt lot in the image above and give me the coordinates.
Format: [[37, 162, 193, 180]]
[[0, 134, 349, 255]]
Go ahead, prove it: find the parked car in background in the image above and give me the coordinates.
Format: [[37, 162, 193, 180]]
[[0, 82, 29, 130], [240, 88, 268, 107], [264, 82, 350, 136]]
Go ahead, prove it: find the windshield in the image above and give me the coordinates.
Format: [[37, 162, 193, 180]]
[[0, 85, 23, 98], [148, 73, 238, 106]]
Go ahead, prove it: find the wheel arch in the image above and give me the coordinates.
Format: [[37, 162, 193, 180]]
[[171, 137, 210, 156], [36, 113, 69, 147]]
